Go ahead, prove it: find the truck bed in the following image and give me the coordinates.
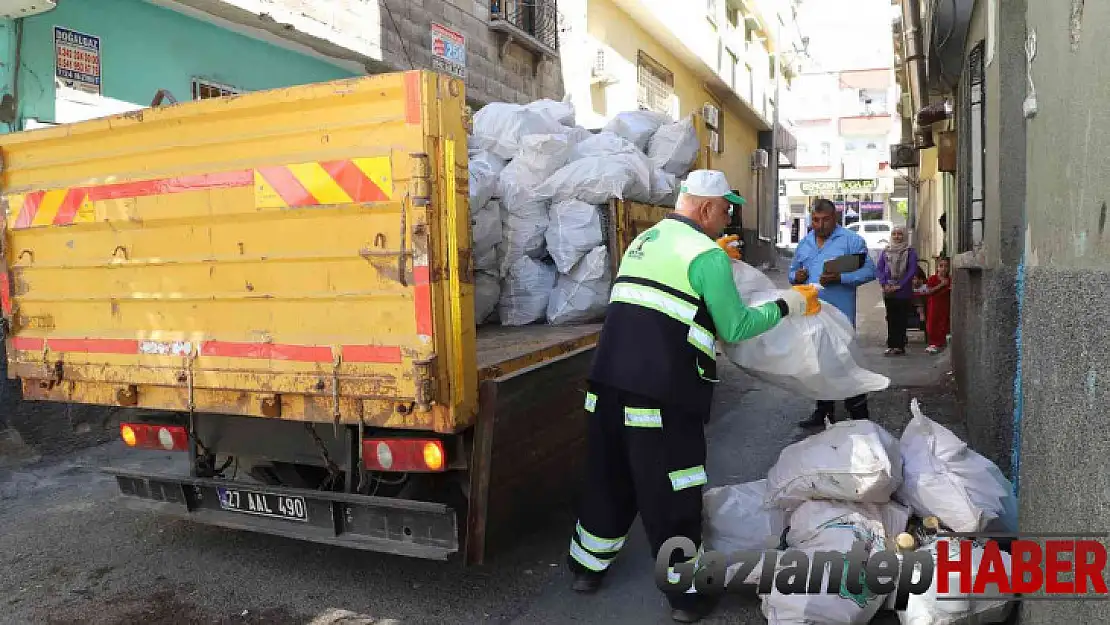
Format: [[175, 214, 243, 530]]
[[476, 324, 602, 381]]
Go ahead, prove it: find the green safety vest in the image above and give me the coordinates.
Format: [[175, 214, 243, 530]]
[[588, 216, 722, 415]]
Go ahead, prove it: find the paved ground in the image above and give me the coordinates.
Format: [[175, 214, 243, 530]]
[[0, 272, 969, 625]]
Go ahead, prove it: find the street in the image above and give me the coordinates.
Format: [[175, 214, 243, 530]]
[[0, 276, 962, 625]]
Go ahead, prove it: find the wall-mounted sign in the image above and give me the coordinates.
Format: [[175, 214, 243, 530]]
[[786, 178, 895, 197], [55, 26, 101, 95], [431, 23, 466, 79]]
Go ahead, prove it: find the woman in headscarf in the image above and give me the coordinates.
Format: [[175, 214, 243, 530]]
[[876, 227, 918, 355]]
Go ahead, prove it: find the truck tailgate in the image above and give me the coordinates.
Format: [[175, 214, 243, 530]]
[[0, 71, 477, 434]]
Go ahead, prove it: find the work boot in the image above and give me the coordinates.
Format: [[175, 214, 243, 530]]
[[571, 571, 602, 594], [670, 595, 719, 623], [845, 394, 870, 421]]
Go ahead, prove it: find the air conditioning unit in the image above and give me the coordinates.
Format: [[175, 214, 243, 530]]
[[751, 148, 769, 170], [590, 48, 618, 85], [890, 142, 919, 169], [702, 103, 720, 130], [0, 0, 55, 18]]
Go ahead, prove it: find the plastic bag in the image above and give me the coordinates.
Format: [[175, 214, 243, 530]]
[[762, 501, 889, 624], [472, 103, 566, 159], [568, 131, 640, 162], [474, 271, 501, 324], [472, 199, 503, 273], [469, 151, 507, 210], [897, 540, 1015, 625], [765, 419, 903, 510], [650, 168, 678, 206], [785, 499, 910, 550], [546, 200, 604, 273], [603, 110, 673, 150], [565, 125, 595, 146], [536, 152, 654, 204], [896, 399, 1018, 533], [499, 256, 557, 326], [648, 115, 700, 175], [703, 479, 788, 557], [547, 246, 611, 325], [720, 261, 891, 400], [524, 97, 576, 127]]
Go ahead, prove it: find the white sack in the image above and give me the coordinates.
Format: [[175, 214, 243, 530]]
[[720, 261, 891, 400], [765, 419, 903, 510], [724, 550, 779, 588], [472, 102, 566, 159], [497, 134, 570, 216], [650, 168, 678, 206], [546, 200, 604, 273], [565, 125, 595, 146], [525, 97, 576, 127], [897, 540, 1015, 625], [897, 399, 1018, 533], [536, 152, 654, 204], [785, 499, 910, 550], [547, 247, 612, 325], [474, 271, 501, 324], [603, 110, 672, 150], [472, 199, 503, 273], [762, 501, 888, 624], [499, 256, 557, 326], [648, 116, 701, 175], [568, 131, 640, 161], [468, 151, 507, 209], [703, 479, 788, 558], [497, 206, 549, 275]]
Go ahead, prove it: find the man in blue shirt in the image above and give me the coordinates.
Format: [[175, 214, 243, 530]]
[[789, 198, 877, 427]]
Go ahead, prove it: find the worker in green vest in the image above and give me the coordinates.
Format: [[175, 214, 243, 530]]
[[566, 170, 821, 623]]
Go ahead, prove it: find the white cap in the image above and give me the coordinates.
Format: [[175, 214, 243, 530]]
[[679, 169, 747, 205]]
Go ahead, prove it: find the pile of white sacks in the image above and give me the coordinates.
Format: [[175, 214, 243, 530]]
[[467, 97, 701, 326], [703, 399, 1019, 624]]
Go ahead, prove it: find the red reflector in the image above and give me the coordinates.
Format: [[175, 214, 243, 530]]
[[362, 438, 446, 472], [119, 423, 189, 452]]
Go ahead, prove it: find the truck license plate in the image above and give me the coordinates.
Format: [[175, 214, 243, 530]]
[[216, 487, 308, 523]]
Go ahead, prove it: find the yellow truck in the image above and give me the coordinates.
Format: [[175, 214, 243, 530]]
[[0, 70, 675, 564]]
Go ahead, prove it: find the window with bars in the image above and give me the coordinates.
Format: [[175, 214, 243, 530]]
[[192, 78, 240, 101], [959, 42, 986, 251], [636, 51, 674, 117]]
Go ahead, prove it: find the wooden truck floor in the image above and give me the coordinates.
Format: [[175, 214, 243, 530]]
[[475, 324, 602, 382]]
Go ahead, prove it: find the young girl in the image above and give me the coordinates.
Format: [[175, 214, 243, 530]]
[[911, 266, 927, 332], [924, 257, 952, 354]]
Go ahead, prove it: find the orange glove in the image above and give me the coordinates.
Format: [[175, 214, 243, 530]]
[[717, 235, 741, 260], [792, 284, 821, 315]]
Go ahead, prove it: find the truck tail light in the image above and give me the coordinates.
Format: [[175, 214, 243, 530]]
[[362, 438, 446, 472], [120, 423, 189, 452]]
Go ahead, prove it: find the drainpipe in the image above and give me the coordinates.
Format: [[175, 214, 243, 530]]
[[900, 0, 927, 122]]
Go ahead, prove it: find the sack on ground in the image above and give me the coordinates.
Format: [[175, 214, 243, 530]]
[[472, 199, 503, 273], [647, 115, 700, 175], [472, 103, 566, 159], [896, 399, 1018, 533], [568, 131, 639, 162], [547, 200, 604, 273], [765, 419, 902, 510], [720, 261, 890, 400], [703, 479, 788, 558], [469, 150, 507, 209], [785, 499, 908, 549], [536, 152, 654, 204], [547, 247, 611, 325], [499, 256, 557, 326], [474, 271, 500, 324], [762, 502, 888, 624], [602, 110, 672, 150], [897, 539, 1015, 625]]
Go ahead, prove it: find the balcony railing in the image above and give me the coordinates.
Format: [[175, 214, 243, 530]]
[[490, 0, 560, 57]]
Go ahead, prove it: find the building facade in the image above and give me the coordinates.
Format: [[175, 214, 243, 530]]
[[558, 0, 805, 266], [0, 0, 563, 132], [779, 0, 905, 247], [895, 1, 1108, 623]]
